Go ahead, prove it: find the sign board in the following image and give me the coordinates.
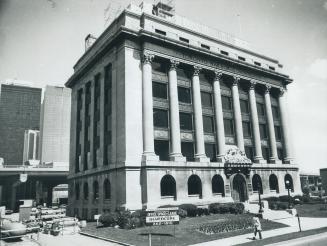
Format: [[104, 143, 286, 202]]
[[146, 207, 179, 226], [20, 173, 28, 183], [94, 214, 100, 220]]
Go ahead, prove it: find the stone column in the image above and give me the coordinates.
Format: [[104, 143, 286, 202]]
[[231, 77, 245, 151], [191, 66, 209, 162], [142, 54, 158, 161], [264, 85, 279, 163], [213, 71, 225, 162], [100, 70, 105, 166], [278, 88, 294, 164], [0, 185, 3, 207], [248, 81, 264, 163], [168, 60, 185, 161]]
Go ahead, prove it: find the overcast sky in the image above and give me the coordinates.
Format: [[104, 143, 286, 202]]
[[0, 0, 326, 174]]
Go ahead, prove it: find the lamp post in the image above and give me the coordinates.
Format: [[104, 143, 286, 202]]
[[285, 180, 291, 209], [257, 182, 263, 213]]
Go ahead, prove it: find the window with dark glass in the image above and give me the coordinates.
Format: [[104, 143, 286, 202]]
[[153, 82, 167, 99], [275, 125, 282, 141], [242, 121, 252, 138], [203, 116, 214, 133], [152, 61, 166, 73], [224, 119, 234, 136], [272, 106, 280, 120], [154, 140, 169, 161], [181, 142, 194, 161], [257, 102, 265, 116], [222, 96, 232, 110], [104, 179, 111, 199], [259, 124, 268, 139], [177, 68, 189, 80], [240, 99, 249, 114], [262, 147, 270, 160], [201, 91, 212, 107], [153, 109, 168, 128], [93, 181, 99, 200], [178, 86, 191, 103], [277, 148, 284, 160], [245, 146, 253, 161], [179, 112, 193, 130], [205, 143, 216, 162]]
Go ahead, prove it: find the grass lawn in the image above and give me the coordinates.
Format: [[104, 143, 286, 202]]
[[238, 226, 327, 246], [81, 214, 286, 246], [295, 203, 327, 218]]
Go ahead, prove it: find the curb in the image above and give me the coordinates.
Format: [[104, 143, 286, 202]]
[[79, 231, 135, 246]]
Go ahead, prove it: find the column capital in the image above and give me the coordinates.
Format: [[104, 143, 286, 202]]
[[169, 59, 180, 71], [193, 66, 202, 76], [264, 85, 271, 94], [142, 53, 154, 64], [249, 80, 256, 90], [232, 76, 240, 86], [278, 87, 286, 96], [214, 71, 223, 81]]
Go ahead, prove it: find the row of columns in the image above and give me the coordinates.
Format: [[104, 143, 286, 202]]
[[141, 53, 293, 164]]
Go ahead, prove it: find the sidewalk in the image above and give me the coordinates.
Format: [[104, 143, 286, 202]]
[[191, 217, 327, 246], [266, 231, 327, 246]]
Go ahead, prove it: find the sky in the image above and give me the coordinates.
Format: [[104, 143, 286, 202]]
[[0, 0, 326, 174]]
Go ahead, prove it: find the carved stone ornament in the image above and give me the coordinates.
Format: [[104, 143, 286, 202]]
[[169, 59, 179, 70], [279, 87, 285, 96], [224, 145, 252, 164], [193, 66, 202, 76], [214, 71, 223, 81], [142, 53, 154, 64], [232, 76, 240, 86], [249, 80, 256, 90], [265, 85, 271, 94]]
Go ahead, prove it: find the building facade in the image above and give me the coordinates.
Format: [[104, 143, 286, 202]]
[[66, 2, 301, 219], [39, 85, 71, 166], [320, 169, 327, 196], [23, 129, 40, 166], [0, 83, 41, 165], [300, 173, 323, 196]]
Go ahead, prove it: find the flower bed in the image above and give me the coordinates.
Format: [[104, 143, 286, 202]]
[[198, 216, 253, 234]]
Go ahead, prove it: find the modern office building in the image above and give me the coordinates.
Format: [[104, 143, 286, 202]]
[[0, 83, 41, 165], [39, 85, 71, 166], [66, 1, 301, 219], [23, 129, 40, 166]]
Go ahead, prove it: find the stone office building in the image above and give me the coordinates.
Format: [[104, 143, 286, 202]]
[[66, 2, 301, 219]]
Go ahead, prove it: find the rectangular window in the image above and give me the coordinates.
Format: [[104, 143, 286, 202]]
[[153, 109, 168, 128], [154, 140, 169, 161], [224, 118, 234, 136], [153, 82, 167, 99], [179, 37, 189, 43], [272, 106, 280, 120], [201, 91, 212, 107], [242, 121, 252, 138], [259, 124, 268, 139], [152, 61, 166, 73], [277, 148, 284, 160], [203, 116, 214, 133], [222, 96, 232, 111], [181, 142, 194, 161], [238, 56, 246, 61], [262, 147, 270, 161], [178, 86, 191, 103], [240, 99, 249, 114], [269, 66, 275, 71], [221, 50, 229, 56], [275, 125, 282, 141], [155, 29, 166, 36], [201, 44, 210, 50], [245, 146, 253, 161], [254, 61, 261, 66], [205, 143, 216, 162], [180, 112, 193, 130], [257, 102, 265, 116]]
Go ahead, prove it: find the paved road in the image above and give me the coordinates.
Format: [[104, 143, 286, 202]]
[[267, 232, 327, 246]]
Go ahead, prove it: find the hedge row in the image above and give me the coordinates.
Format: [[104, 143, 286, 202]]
[[99, 210, 147, 229]]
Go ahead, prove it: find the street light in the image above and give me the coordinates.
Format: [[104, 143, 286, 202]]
[[285, 179, 291, 209], [257, 182, 263, 213]]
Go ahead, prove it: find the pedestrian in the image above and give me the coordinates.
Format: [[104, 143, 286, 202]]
[[252, 214, 262, 240]]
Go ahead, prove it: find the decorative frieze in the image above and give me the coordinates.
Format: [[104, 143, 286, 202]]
[[181, 132, 194, 141], [154, 129, 169, 139], [204, 134, 215, 142]]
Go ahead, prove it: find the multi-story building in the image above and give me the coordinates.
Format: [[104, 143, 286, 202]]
[[320, 168, 327, 196], [39, 85, 71, 166], [23, 129, 40, 166], [66, 2, 301, 219], [0, 83, 41, 165], [300, 173, 323, 196]]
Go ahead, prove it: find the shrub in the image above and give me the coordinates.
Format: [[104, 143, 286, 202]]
[[116, 210, 132, 229], [279, 195, 293, 203], [99, 212, 119, 227], [264, 197, 279, 202], [197, 207, 209, 216], [131, 210, 147, 227], [199, 216, 253, 234], [179, 204, 197, 217], [208, 203, 244, 214], [177, 208, 187, 218]]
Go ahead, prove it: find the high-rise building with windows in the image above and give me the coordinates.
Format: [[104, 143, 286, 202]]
[[0, 83, 41, 165], [66, 2, 301, 219]]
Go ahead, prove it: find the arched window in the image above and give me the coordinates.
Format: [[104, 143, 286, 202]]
[[103, 178, 111, 200], [212, 175, 225, 196], [83, 182, 89, 200], [284, 174, 294, 192], [93, 181, 99, 200], [75, 183, 80, 200], [252, 174, 263, 194], [269, 174, 279, 193], [188, 175, 202, 198], [160, 175, 176, 198]]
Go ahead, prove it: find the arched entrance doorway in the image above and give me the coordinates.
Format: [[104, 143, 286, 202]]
[[232, 174, 248, 202]]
